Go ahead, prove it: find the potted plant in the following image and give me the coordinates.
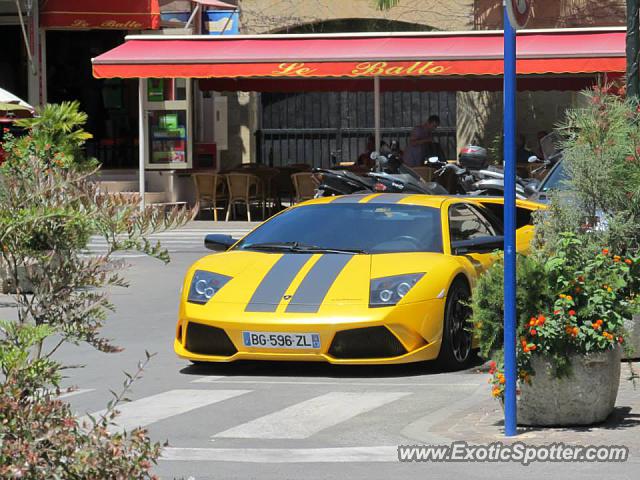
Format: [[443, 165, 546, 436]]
[[471, 85, 640, 426], [474, 233, 638, 426]]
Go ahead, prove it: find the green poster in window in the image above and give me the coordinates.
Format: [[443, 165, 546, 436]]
[[159, 113, 179, 130], [147, 79, 164, 102]]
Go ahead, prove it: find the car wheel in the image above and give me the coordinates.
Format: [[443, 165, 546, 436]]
[[437, 278, 473, 370]]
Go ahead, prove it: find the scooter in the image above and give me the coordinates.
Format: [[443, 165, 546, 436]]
[[314, 151, 448, 197], [426, 156, 530, 199]]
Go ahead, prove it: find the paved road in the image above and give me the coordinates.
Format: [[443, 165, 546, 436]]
[[4, 225, 636, 480]]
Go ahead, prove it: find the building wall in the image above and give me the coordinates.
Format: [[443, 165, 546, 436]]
[[239, 0, 472, 34], [474, 0, 625, 30]]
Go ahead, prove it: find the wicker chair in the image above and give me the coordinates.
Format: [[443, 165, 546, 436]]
[[411, 166, 435, 183], [192, 173, 227, 221], [291, 172, 317, 204], [225, 173, 264, 221]]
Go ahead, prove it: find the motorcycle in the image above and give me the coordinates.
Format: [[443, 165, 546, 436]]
[[314, 149, 448, 197]]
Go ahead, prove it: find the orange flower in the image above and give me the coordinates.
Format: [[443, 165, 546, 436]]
[[613, 255, 621, 263], [572, 327, 579, 336], [625, 259, 633, 265], [529, 318, 536, 327], [492, 387, 501, 397], [529, 344, 537, 351], [602, 248, 609, 255], [537, 314, 546, 324], [577, 275, 585, 282], [596, 319, 604, 326], [566, 295, 573, 301]]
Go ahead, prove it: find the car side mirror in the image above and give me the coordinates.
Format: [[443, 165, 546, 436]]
[[451, 235, 504, 255], [204, 234, 236, 251]]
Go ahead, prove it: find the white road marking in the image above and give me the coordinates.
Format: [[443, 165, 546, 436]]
[[191, 376, 227, 383], [57, 388, 95, 399], [86, 389, 250, 431], [214, 391, 410, 439], [191, 378, 481, 387], [161, 446, 398, 463]]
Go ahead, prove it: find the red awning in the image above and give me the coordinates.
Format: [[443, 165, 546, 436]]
[[92, 29, 625, 91], [41, 0, 160, 30]]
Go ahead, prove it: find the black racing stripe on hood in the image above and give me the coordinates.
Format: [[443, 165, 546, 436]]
[[285, 254, 354, 313], [245, 254, 313, 313]]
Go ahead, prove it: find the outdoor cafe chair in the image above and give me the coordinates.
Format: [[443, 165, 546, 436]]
[[291, 172, 318, 204], [411, 166, 436, 183], [192, 172, 227, 222], [225, 172, 265, 222]]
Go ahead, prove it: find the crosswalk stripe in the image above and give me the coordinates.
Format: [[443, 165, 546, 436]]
[[58, 388, 95, 399], [161, 446, 398, 463], [214, 391, 410, 439], [87, 389, 250, 431]]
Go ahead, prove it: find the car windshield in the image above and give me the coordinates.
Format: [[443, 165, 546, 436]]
[[235, 203, 443, 254], [540, 161, 568, 192]]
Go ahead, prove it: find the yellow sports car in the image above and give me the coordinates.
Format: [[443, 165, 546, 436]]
[[175, 194, 543, 369]]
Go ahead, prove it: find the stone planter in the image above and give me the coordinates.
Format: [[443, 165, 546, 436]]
[[517, 348, 621, 426], [623, 314, 640, 360]]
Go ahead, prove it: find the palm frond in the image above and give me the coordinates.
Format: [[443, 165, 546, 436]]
[[375, 0, 400, 10]]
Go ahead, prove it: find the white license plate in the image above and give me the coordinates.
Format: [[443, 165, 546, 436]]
[[242, 331, 321, 349]]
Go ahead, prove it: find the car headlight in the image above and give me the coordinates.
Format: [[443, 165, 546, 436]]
[[187, 270, 232, 305], [369, 273, 424, 307]]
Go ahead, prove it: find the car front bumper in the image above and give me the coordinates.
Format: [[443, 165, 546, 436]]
[[174, 299, 446, 365]]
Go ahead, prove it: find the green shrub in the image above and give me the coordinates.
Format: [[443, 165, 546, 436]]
[[0, 102, 190, 478]]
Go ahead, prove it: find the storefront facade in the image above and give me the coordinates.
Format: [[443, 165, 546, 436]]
[[2, 0, 628, 211]]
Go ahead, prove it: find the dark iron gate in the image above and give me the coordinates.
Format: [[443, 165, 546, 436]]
[[258, 91, 457, 168]]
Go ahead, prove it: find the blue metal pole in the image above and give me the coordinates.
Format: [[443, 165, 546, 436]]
[[503, 5, 518, 437]]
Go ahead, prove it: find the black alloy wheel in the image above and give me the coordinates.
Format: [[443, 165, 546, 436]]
[[437, 278, 473, 370]]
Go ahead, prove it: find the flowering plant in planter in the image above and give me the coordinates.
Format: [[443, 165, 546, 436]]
[[473, 232, 639, 400]]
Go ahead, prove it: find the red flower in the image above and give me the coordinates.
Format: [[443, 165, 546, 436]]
[[530, 329, 537, 336], [569, 310, 576, 316], [554, 310, 561, 315], [602, 248, 609, 255]]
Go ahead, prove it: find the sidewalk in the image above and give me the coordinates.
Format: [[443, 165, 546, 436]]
[[410, 361, 640, 450], [179, 220, 261, 231]]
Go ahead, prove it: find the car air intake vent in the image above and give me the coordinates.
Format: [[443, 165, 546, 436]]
[[185, 322, 237, 357], [328, 326, 407, 359]]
